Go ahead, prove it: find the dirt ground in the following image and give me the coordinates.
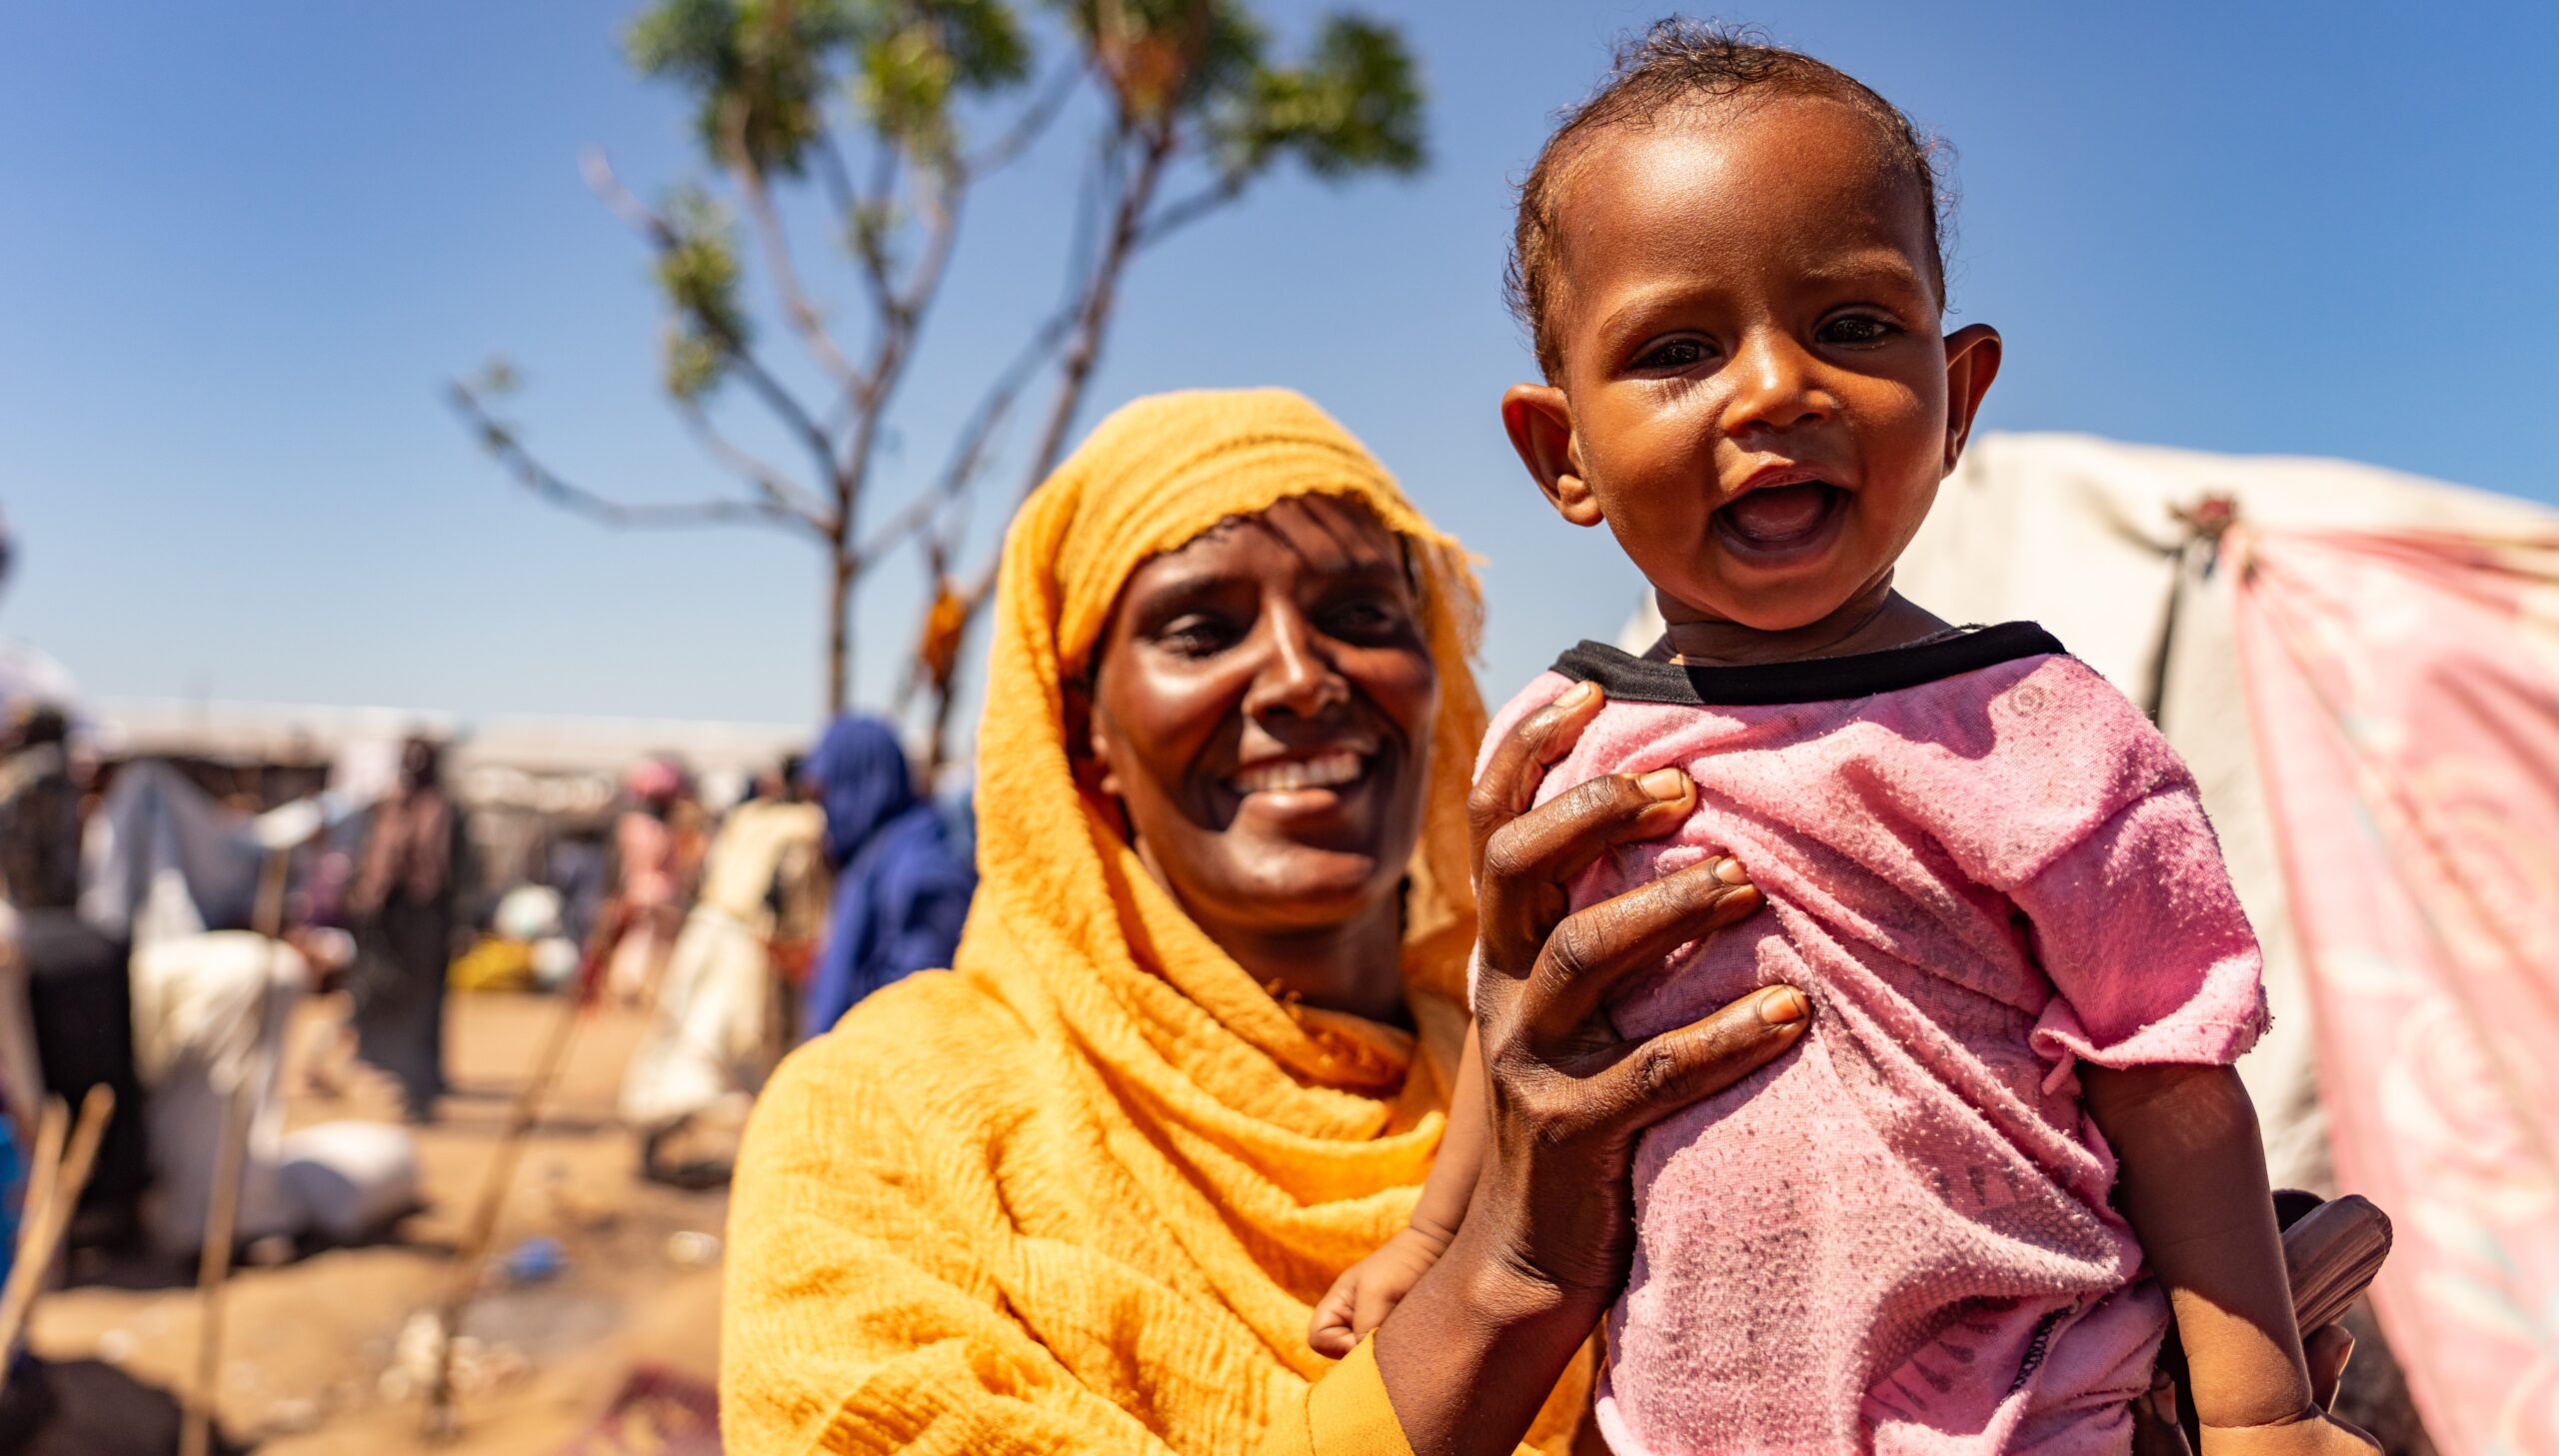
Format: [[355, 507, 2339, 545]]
[[29, 990, 733, 1454]]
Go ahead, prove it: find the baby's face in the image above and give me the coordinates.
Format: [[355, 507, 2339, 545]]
[[1521, 96, 1997, 632]]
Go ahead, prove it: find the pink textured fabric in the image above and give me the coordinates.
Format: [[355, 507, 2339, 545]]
[[1473, 637, 2268, 1455], [2235, 530, 2559, 1456]]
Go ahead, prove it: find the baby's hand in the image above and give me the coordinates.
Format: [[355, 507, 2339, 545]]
[[1307, 1224, 1451, 1358], [2199, 1409, 2380, 1456]]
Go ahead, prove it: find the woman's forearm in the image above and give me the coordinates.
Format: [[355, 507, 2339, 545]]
[[1370, 1216, 1603, 1456]]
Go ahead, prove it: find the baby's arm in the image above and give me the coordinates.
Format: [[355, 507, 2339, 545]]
[[1307, 1023, 1487, 1356], [2084, 1063, 2375, 1453]]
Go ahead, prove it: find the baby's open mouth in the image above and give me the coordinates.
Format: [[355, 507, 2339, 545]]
[[1716, 482, 1843, 549]]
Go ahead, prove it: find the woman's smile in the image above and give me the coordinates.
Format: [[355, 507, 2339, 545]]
[[1084, 493, 1437, 947], [1226, 746, 1373, 803]]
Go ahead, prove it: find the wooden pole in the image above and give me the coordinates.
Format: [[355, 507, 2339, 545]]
[[0, 1085, 115, 1358], [420, 911, 608, 1441], [180, 846, 292, 1456], [13, 1098, 65, 1263]]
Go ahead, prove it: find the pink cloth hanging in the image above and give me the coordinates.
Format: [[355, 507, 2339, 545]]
[[2234, 527, 2559, 1455]]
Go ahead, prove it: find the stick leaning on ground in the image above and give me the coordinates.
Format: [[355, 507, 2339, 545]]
[[13, 1097, 66, 1269], [420, 904, 620, 1441], [0, 1085, 117, 1359], [181, 844, 294, 1456]]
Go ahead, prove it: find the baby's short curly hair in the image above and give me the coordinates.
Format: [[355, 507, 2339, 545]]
[[1507, 20, 1953, 380]]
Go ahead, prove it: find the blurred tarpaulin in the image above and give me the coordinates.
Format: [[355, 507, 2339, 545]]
[[2234, 527, 2559, 1454], [79, 761, 371, 946], [559, 1365, 721, 1455]]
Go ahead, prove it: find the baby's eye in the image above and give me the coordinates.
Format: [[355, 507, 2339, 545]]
[[1631, 337, 1714, 372], [1818, 314, 1899, 346]]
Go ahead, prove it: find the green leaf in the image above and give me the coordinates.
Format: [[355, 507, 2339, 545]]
[[651, 187, 751, 398], [1042, 0, 1263, 123], [662, 324, 734, 400], [626, 0, 864, 175], [849, 1, 1034, 163], [631, 0, 1041, 172], [1213, 13, 1422, 183]]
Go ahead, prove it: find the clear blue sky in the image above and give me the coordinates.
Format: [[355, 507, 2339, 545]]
[[4, 1, 2553, 734]]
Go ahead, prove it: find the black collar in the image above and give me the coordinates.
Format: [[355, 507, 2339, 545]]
[[1551, 623, 2067, 708]]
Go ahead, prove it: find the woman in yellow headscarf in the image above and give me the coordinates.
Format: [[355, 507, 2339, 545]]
[[720, 390, 1799, 1455]]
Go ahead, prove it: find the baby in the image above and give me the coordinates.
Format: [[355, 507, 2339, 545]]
[[1310, 25, 2372, 1456]]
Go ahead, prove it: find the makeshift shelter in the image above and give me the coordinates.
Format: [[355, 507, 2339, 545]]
[[1624, 432, 2558, 1454]]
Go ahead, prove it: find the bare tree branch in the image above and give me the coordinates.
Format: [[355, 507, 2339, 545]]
[[872, 126, 1135, 583], [672, 400, 833, 527], [1136, 176, 1244, 249], [850, 483, 950, 572], [963, 59, 1089, 177], [446, 383, 818, 536], [1015, 124, 1176, 511], [816, 130, 863, 229], [847, 138, 904, 344], [581, 148, 844, 487], [719, 95, 863, 393], [894, 168, 964, 328], [893, 293, 1083, 553]]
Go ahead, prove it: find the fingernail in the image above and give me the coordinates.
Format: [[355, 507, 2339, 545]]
[[1558, 681, 1599, 709], [1636, 767, 1686, 800], [1758, 986, 1808, 1025], [1713, 856, 1751, 884]]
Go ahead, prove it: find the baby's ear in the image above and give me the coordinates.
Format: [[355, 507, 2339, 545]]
[[1940, 324, 2003, 471], [1501, 385, 1603, 527]]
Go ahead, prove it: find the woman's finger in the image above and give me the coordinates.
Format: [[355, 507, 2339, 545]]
[[1584, 985, 1810, 1133], [1467, 681, 1606, 869], [2305, 1322, 2355, 1411], [1476, 770, 1701, 964], [1518, 858, 1762, 1034]]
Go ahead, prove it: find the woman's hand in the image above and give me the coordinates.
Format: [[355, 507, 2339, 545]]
[[1464, 681, 1805, 1302], [1373, 682, 1809, 1455]]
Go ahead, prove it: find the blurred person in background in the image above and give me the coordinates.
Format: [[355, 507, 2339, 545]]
[[1, 699, 149, 1247], [798, 716, 973, 1040], [347, 735, 467, 1124], [0, 705, 80, 913], [620, 755, 828, 1185], [603, 757, 696, 1005]]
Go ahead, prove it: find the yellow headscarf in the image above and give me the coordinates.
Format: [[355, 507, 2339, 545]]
[[722, 390, 1587, 1454], [979, 386, 1486, 1085]]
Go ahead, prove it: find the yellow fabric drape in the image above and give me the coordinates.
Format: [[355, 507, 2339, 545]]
[[720, 390, 1588, 1453]]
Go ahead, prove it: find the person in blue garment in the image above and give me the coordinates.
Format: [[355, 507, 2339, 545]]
[[799, 716, 974, 1041]]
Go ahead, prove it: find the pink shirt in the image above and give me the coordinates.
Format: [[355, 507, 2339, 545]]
[[1475, 626, 2267, 1456]]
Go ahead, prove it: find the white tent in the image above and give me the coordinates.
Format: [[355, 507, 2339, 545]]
[[1902, 434, 2554, 1196]]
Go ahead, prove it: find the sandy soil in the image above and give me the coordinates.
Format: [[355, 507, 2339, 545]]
[[29, 991, 733, 1454]]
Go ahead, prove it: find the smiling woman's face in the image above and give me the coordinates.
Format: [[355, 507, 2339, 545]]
[[1082, 495, 1437, 957]]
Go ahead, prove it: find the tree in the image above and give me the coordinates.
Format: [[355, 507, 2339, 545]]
[[449, 0, 1425, 736]]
